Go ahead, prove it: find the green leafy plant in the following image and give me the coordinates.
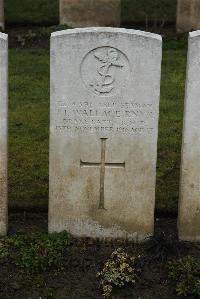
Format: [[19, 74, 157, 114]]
[[9, 231, 69, 273], [168, 256, 200, 297], [97, 248, 141, 298]]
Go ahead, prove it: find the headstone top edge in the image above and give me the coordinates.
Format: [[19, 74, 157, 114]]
[[0, 32, 7, 41], [51, 27, 162, 41], [189, 30, 200, 38]]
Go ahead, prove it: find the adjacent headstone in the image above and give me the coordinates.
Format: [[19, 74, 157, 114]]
[[59, 0, 121, 28], [0, 33, 8, 236], [178, 31, 200, 241], [0, 0, 4, 30], [177, 0, 200, 33], [49, 28, 162, 241]]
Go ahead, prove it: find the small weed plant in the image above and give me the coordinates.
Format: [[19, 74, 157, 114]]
[[97, 248, 141, 298], [17, 30, 37, 47], [9, 231, 69, 273], [146, 232, 181, 261], [168, 256, 200, 297]]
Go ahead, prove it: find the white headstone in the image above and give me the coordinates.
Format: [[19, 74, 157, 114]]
[[59, 0, 121, 28], [0, 32, 8, 236], [177, 0, 200, 33], [49, 28, 162, 241], [179, 31, 200, 241]]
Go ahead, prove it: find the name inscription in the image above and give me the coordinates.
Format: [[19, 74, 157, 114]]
[[55, 100, 157, 135]]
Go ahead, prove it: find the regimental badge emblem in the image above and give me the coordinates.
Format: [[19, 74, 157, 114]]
[[81, 46, 130, 97]]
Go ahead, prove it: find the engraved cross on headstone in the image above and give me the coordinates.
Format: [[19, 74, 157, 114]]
[[80, 138, 125, 209]]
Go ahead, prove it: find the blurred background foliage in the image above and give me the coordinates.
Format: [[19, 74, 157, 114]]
[[5, 0, 176, 26]]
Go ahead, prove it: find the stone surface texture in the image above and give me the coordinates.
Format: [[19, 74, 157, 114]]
[[59, 0, 121, 27], [178, 31, 200, 241], [0, 0, 4, 30], [177, 0, 200, 33], [0, 33, 8, 236], [49, 28, 162, 241]]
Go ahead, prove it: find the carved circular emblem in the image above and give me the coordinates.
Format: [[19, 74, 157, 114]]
[[81, 46, 130, 97]]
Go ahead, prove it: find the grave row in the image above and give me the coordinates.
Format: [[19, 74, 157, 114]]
[[1, 0, 200, 33], [59, 0, 200, 34], [0, 28, 199, 242]]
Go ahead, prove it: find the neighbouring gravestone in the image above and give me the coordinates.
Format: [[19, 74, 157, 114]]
[[0, 0, 4, 30], [59, 0, 121, 28], [0, 33, 8, 236], [177, 0, 200, 33], [49, 28, 162, 240], [178, 31, 200, 241]]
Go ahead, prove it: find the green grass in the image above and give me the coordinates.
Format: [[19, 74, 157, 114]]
[[9, 49, 49, 209], [122, 0, 176, 25], [5, 0, 59, 25], [5, 0, 176, 26], [8, 37, 188, 214], [156, 37, 187, 214]]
